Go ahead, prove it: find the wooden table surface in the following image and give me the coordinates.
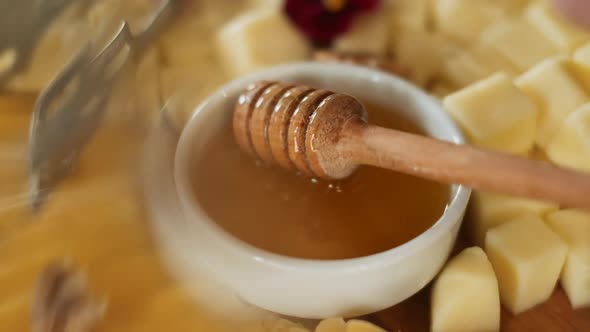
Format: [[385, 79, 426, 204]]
[[1, 93, 588, 332]]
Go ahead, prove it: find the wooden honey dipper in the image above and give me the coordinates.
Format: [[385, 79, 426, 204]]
[[233, 81, 590, 210]]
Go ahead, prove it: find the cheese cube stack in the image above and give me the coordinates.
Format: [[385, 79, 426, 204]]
[[431, 247, 500, 332], [216, 9, 310, 77], [525, 2, 590, 52], [443, 73, 538, 154], [479, 19, 559, 72], [432, 0, 505, 45], [545, 209, 590, 309], [545, 103, 590, 171], [334, 13, 389, 56], [469, 192, 558, 245], [485, 216, 568, 314], [515, 57, 589, 147]]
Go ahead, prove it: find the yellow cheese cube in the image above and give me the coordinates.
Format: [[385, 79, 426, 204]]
[[385, 0, 429, 30], [443, 73, 538, 154], [469, 191, 558, 246], [525, 2, 590, 52], [442, 52, 494, 88], [431, 247, 500, 332], [334, 12, 388, 56], [545, 209, 590, 308], [392, 29, 458, 86], [432, 0, 505, 45], [485, 216, 568, 314], [216, 9, 310, 77], [545, 103, 590, 172], [470, 45, 520, 76], [515, 57, 589, 147], [570, 42, 590, 92], [441, 44, 518, 88], [315, 318, 346, 332], [346, 320, 387, 332], [443, 53, 493, 87], [479, 19, 559, 72]]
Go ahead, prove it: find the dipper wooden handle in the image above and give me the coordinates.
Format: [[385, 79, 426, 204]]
[[233, 81, 590, 210]]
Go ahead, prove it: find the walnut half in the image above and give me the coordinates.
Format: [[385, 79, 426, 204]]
[[31, 260, 106, 332]]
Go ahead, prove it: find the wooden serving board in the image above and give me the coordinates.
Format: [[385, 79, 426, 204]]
[[0, 94, 588, 332]]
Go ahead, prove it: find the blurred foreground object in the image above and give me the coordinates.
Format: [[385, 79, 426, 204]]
[[32, 260, 106, 332], [0, 0, 91, 87], [27, 0, 174, 212]]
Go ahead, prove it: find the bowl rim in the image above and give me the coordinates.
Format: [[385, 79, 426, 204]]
[[174, 62, 471, 271]]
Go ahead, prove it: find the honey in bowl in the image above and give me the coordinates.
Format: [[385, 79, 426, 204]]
[[190, 101, 450, 260]]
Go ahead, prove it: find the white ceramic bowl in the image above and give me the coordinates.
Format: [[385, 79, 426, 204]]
[[171, 62, 471, 319]]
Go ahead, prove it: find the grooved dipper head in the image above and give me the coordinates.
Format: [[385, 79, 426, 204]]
[[233, 81, 368, 179]]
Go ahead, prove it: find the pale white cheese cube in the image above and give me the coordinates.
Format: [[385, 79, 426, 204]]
[[515, 57, 589, 147], [216, 9, 310, 77], [545, 103, 590, 172], [392, 29, 458, 86], [479, 19, 559, 72], [432, 0, 505, 45], [545, 209, 590, 309], [334, 12, 389, 56], [442, 52, 495, 88], [315, 318, 346, 332], [469, 191, 558, 246], [525, 2, 590, 52], [385, 0, 429, 30], [485, 216, 568, 314], [431, 247, 500, 332], [443, 73, 538, 154]]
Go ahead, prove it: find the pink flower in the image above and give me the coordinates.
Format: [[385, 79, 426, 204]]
[[285, 0, 381, 45]]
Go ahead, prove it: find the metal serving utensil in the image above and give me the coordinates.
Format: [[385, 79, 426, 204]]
[[0, 0, 92, 86], [28, 0, 174, 212]]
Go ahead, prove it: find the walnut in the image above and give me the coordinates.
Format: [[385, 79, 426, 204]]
[[31, 260, 106, 332]]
